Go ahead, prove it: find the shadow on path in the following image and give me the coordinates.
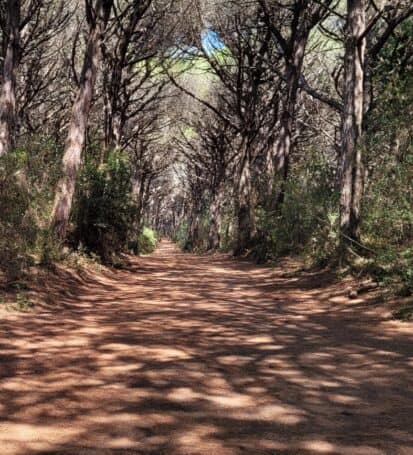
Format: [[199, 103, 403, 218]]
[[0, 241, 412, 454]]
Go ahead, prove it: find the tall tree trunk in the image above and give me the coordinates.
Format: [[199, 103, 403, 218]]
[[269, 35, 307, 213], [132, 173, 145, 233], [340, 0, 366, 249], [235, 150, 253, 255], [51, 0, 112, 239], [188, 207, 202, 251], [0, 0, 20, 156], [208, 186, 224, 250], [102, 65, 112, 162], [132, 172, 153, 236], [103, 4, 144, 153]]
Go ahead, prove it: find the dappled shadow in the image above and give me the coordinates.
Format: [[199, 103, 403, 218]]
[[1, 241, 412, 454]]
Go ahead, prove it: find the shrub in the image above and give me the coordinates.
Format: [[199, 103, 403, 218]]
[[0, 164, 36, 281], [130, 227, 158, 255], [359, 66, 413, 292], [366, 246, 413, 297], [0, 143, 60, 281], [253, 150, 338, 264], [174, 221, 191, 251], [73, 151, 137, 261]]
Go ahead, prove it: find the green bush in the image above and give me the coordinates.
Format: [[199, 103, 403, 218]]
[[366, 247, 413, 297], [253, 150, 338, 264], [0, 158, 36, 280], [0, 142, 61, 281], [174, 221, 191, 251], [359, 57, 413, 291], [219, 211, 236, 252], [130, 227, 158, 255], [73, 151, 137, 261]]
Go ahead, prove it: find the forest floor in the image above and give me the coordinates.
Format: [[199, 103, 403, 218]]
[[0, 241, 413, 455]]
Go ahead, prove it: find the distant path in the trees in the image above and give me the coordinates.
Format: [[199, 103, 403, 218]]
[[1, 241, 413, 455]]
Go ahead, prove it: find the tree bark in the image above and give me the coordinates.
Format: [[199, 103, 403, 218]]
[[235, 150, 253, 255], [0, 0, 20, 156], [188, 210, 202, 250], [51, 0, 112, 239], [339, 0, 366, 249], [208, 186, 224, 250], [269, 33, 307, 213]]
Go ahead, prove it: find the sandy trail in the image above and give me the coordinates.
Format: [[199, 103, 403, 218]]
[[0, 241, 412, 455]]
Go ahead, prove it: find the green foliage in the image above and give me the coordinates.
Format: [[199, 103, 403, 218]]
[[39, 228, 63, 268], [253, 150, 338, 264], [73, 151, 137, 261], [0, 153, 36, 280], [174, 221, 191, 251], [365, 247, 413, 297], [0, 141, 61, 281], [130, 227, 158, 255], [359, 25, 413, 292], [177, 212, 212, 252], [219, 211, 236, 252]]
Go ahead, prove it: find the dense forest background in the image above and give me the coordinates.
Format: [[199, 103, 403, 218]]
[[0, 0, 412, 302]]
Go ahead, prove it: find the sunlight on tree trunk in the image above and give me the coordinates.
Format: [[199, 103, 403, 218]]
[[51, 0, 113, 239], [0, 0, 20, 156], [340, 0, 366, 251], [267, 22, 309, 215]]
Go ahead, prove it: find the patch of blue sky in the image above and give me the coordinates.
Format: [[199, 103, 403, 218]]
[[201, 29, 225, 55]]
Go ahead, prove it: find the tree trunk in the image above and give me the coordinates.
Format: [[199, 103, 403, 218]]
[[51, 0, 112, 239], [0, 0, 20, 156], [102, 65, 112, 162], [235, 151, 253, 255], [208, 186, 224, 250], [340, 0, 366, 249], [188, 210, 202, 251], [132, 173, 146, 234], [269, 34, 307, 213]]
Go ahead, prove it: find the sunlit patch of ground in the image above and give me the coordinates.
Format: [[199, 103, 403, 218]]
[[0, 241, 412, 454]]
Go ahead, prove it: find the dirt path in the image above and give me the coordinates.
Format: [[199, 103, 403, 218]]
[[1, 241, 412, 455]]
